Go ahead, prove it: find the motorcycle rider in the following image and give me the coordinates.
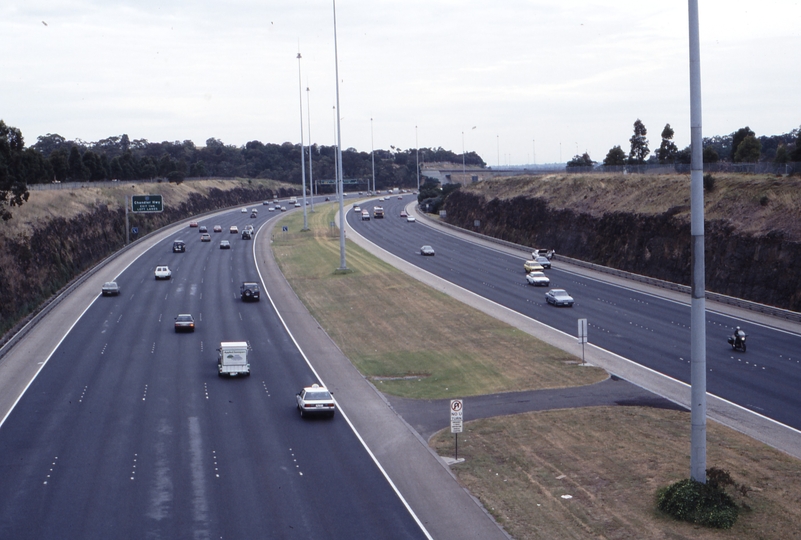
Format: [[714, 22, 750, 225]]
[[732, 326, 746, 347]]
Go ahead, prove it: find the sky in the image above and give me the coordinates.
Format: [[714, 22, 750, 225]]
[[3, 1, 800, 166]]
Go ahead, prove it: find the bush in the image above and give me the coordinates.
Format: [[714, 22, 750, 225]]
[[657, 473, 739, 529], [703, 173, 715, 192]]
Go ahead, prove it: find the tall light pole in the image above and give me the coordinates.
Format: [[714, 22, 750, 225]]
[[688, 0, 707, 484], [332, 0, 347, 270], [461, 131, 466, 181], [496, 135, 500, 168], [306, 86, 314, 212], [533, 139, 536, 165], [415, 125, 420, 192], [296, 51, 308, 231], [371, 118, 376, 194], [332, 105, 338, 197]]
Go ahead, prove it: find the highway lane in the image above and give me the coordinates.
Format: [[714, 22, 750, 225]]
[[349, 195, 801, 430], [0, 203, 427, 539]]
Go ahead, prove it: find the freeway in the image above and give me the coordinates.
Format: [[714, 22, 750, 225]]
[[0, 202, 427, 539], [349, 195, 801, 431]]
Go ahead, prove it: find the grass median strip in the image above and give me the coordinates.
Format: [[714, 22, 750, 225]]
[[271, 203, 606, 399]]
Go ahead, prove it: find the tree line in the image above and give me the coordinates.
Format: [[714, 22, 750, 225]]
[[567, 121, 801, 168], [0, 119, 486, 219]]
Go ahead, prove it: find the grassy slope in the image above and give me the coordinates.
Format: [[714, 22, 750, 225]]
[[465, 173, 801, 241], [0, 178, 286, 238]]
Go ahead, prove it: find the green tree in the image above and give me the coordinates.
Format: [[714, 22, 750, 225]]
[[0, 120, 31, 220], [774, 145, 788, 164], [733, 134, 761, 162], [67, 146, 88, 180], [730, 126, 755, 161], [566, 153, 594, 167], [628, 119, 650, 164], [789, 126, 801, 162], [82, 150, 107, 180], [603, 145, 627, 166], [656, 124, 678, 163], [703, 146, 719, 163]]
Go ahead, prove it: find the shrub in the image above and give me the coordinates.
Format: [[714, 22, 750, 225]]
[[703, 173, 715, 192], [657, 472, 739, 529]]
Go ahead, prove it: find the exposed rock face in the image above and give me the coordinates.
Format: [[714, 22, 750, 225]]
[[0, 185, 290, 337], [444, 190, 801, 312]]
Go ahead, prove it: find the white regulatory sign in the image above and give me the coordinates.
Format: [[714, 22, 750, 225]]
[[578, 318, 588, 344], [450, 399, 463, 434]]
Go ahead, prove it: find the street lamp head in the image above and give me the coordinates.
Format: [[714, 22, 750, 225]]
[[297, 52, 302, 59]]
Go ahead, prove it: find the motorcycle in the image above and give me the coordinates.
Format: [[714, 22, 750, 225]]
[[727, 333, 747, 352]]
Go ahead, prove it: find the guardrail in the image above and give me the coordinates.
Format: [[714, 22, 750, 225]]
[[415, 207, 801, 324]]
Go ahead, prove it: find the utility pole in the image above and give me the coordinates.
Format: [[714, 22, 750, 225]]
[[307, 86, 314, 212], [296, 51, 308, 231], [371, 118, 376, 194], [688, 0, 707, 484], [416, 126, 420, 192], [332, 0, 347, 270]]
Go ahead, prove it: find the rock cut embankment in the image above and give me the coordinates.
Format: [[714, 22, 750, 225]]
[[443, 174, 801, 312]]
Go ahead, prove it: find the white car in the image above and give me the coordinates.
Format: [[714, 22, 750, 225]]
[[296, 384, 336, 418], [229, 225, 239, 234], [154, 266, 172, 280], [241, 208, 248, 213], [406, 216, 416, 223], [294, 202, 301, 208], [268, 207, 274, 212], [526, 271, 550, 286]]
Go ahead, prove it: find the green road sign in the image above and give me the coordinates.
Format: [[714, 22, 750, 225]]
[[318, 178, 362, 185], [131, 194, 163, 213]]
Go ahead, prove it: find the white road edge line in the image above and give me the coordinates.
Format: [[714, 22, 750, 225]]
[[252, 219, 434, 540]]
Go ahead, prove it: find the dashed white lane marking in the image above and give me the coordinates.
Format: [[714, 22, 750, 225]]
[[130, 453, 138, 480], [78, 386, 88, 403], [43, 456, 58, 485], [142, 385, 148, 401]]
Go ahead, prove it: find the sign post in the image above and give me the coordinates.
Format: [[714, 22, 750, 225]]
[[450, 399, 463, 460], [578, 318, 588, 365]]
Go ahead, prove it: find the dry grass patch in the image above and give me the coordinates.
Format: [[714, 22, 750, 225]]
[[431, 406, 801, 540], [1, 178, 287, 237], [464, 173, 801, 241], [272, 205, 606, 399]]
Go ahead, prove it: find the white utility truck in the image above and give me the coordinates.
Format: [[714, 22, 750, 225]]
[[217, 341, 251, 377]]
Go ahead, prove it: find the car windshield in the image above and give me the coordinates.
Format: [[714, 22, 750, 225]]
[[304, 391, 331, 401], [177, 315, 192, 321], [553, 290, 569, 297]]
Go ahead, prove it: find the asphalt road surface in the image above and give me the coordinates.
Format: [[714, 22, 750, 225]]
[[0, 203, 428, 539], [350, 195, 801, 431]]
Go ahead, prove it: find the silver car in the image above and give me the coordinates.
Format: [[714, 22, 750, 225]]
[[545, 289, 574, 307], [101, 281, 121, 296]]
